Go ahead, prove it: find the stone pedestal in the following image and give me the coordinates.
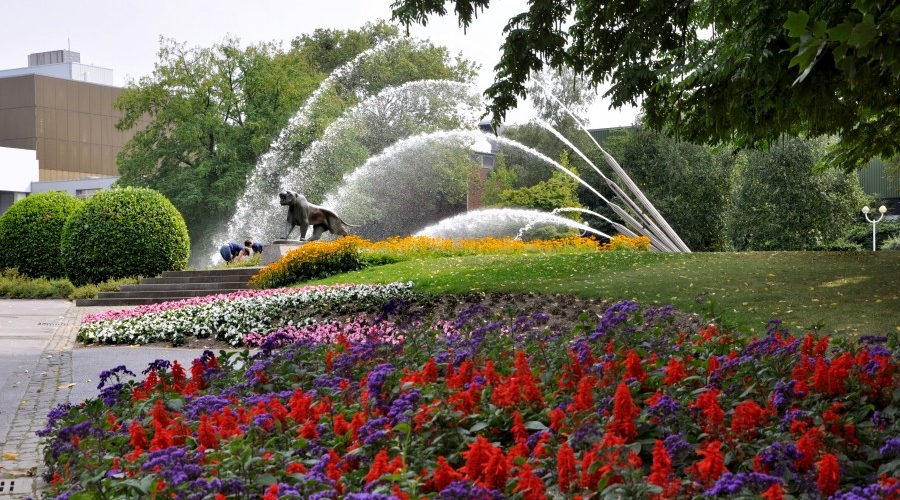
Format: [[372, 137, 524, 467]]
[[260, 240, 305, 267]]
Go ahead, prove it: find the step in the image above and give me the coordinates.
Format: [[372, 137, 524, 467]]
[[118, 282, 253, 292], [141, 275, 255, 285], [97, 288, 248, 300], [73, 267, 266, 308], [159, 268, 262, 279]]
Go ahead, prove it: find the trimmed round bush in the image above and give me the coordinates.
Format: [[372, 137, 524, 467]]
[[60, 187, 190, 286], [0, 191, 82, 278]]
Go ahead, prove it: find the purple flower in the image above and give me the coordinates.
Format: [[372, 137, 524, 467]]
[[663, 433, 694, 463], [439, 480, 504, 500], [97, 365, 136, 389], [706, 472, 783, 495], [367, 363, 395, 405], [879, 437, 900, 458], [387, 389, 421, 424], [756, 442, 802, 476], [142, 359, 172, 375]]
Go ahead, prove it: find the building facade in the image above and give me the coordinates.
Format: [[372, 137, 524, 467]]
[[0, 50, 149, 214]]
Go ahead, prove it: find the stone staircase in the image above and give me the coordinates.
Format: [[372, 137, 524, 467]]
[[74, 268, 263, 307]]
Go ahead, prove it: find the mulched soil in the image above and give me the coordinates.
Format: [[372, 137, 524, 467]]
[[76, 293, 708, 350]]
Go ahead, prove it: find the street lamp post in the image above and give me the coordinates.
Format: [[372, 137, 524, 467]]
[[861, 205, 888, 251]]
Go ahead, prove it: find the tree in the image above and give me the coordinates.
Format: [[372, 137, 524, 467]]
[[727, 138, 869, 251], [115, 35, 319, 247], [605, 128, 735, 251], [391, 1, 900, 171]]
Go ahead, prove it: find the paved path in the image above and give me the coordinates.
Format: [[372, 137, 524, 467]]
[[0, 300, 216, 499]]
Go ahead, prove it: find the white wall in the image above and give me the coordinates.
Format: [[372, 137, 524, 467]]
[[0, 147, 39, 192]]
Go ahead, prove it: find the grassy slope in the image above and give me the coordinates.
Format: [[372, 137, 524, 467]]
[[311, 251, 900, 337]]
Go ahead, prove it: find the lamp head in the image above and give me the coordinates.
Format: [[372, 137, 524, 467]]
[[862, 206, 870, 214], [879, 205, 888, 214]]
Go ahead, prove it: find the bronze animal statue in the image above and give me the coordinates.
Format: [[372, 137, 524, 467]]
[[279, 190, 357, 241]]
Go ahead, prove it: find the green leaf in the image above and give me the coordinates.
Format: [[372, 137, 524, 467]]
[[847, 14, 877, 48], [784, 10, 811, 37], [524, 420, 549, 431]]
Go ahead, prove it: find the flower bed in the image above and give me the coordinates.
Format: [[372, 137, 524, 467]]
[[77, 282, 415, 346], [42, 300, 899, 499]]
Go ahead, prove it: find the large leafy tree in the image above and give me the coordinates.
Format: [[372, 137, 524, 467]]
[[727, 138, 869, 251], [391, 0, 900, 171], [115, 35, 319, 246]]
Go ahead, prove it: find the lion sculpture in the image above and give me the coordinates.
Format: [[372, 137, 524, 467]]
[[279, 190, 357, 241]]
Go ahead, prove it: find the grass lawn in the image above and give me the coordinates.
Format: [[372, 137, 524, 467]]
[[311, 250, 900, 337]]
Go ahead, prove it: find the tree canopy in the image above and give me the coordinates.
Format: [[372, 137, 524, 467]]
[[391, 0, 900, 171], [114, 21, 478, 256]]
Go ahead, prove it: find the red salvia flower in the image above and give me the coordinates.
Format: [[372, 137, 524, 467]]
[[649, 439, 679, 499], [267, 397, 290, 428], [607, 382, 639, 442], [171, 360, 187, 391], [214, 407, 242, 439], [144, 370, 159, 391], [817, 453, 841, 497], [663, 357, 687, 385], [624, 349, 647, 382], [289, 388, 313, 423], [569, 376, 596, 412], [128, 421, 148, 450], [690, 440, 727, 485], [150, 399, 171, 428], [431, 456, 462, 492], [692, 389, 724, 436], [150, 421, 173, 451], [482, 446, 509, 491], [197, 414, 218, 450], [262, 483, 278, 500], [795, 427, 823, 472], [513, 463, 546, 500], [392, 484, 410, 500], [286, 461, 307, 474], [814, 335, 830, 356], [549, 408, 566, 432], [761, 483, 785, 500], [557, 441, 577, 493], [532, 432, 550, 458], [731, 400, 766, 439], [462, 435, 495, 483], [512, 411, 528, 443], [421, 358, 438, 384], [333, 413, 351, 436], [299, 419, 319, 439], [365, 449, 392, 484]]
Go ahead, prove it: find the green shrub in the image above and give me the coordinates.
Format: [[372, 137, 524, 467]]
[[842, 220, 900, 249], [812, 239, 863, 251], [60, 187, 190, 286], [883, 234, 900, 251], [69, 284, 99, 300], [0, 191, 82, 278], [0, 268, 74, 299]]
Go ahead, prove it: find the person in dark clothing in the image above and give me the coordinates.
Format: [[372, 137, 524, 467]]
[[244, 240, 264, 255], [219, 242, 246, 262]]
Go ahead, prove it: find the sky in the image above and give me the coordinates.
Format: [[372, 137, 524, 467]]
[[1, 0, 638, 128]]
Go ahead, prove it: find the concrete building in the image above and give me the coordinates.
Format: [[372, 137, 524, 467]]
[[0, 50, 148, 214]]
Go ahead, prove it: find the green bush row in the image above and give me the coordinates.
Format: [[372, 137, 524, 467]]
[[0, 187, 190, 286]]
